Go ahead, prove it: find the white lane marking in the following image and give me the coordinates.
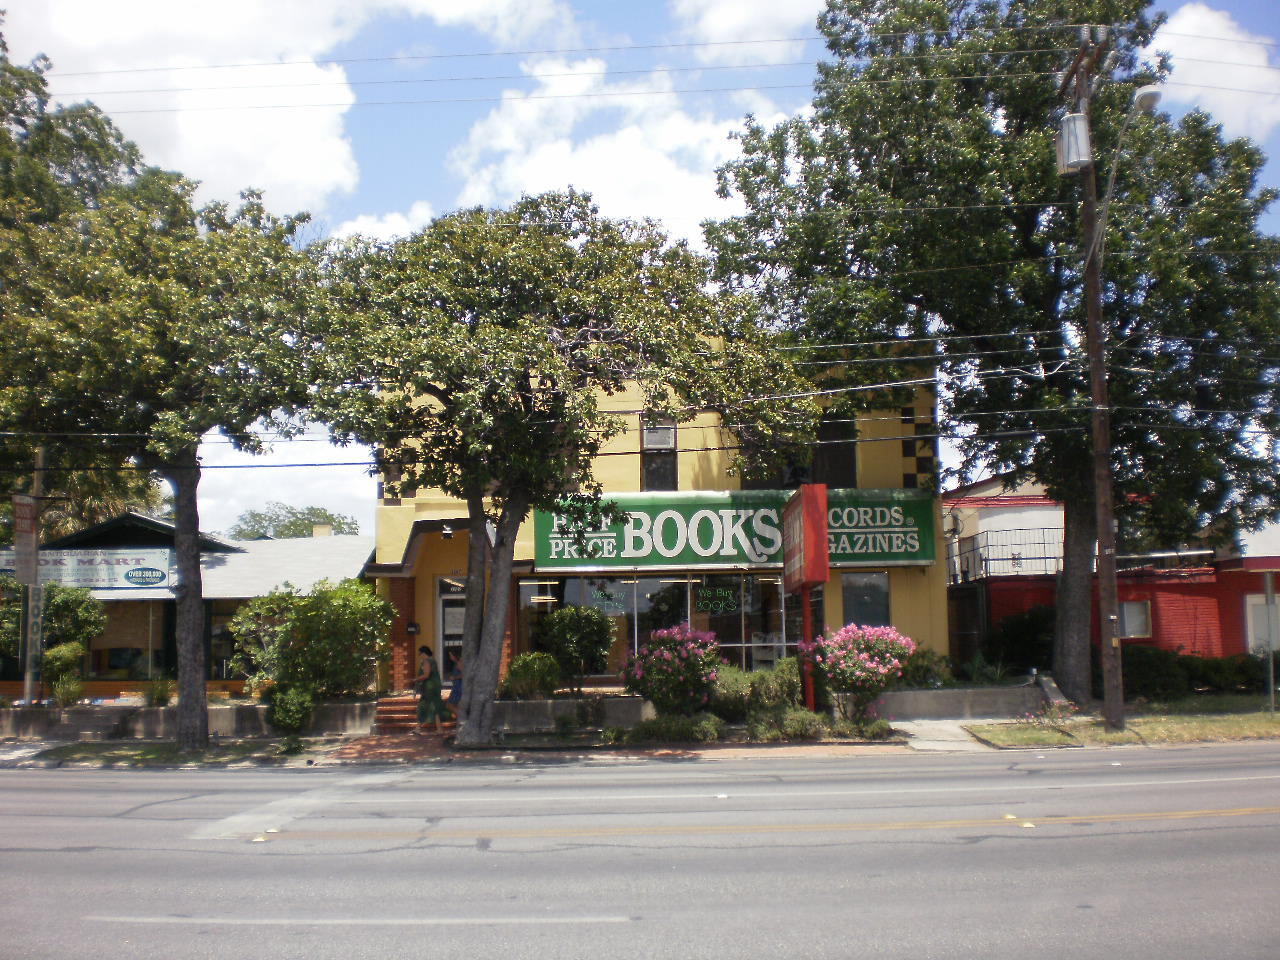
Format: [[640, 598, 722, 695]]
[[314, 773, 1280, 806], [189, 771, 409, 840], [85, 915, 632, 927]]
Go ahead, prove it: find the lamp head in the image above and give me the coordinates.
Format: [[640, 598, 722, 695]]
[[1133, 84, 1161, 114]]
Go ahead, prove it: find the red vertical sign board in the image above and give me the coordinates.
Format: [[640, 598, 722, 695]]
[[12, 495, 37, 586], [782, 484, 829, 594]]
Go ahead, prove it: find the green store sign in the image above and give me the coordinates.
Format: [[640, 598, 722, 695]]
[[535, 489, 935, 571]]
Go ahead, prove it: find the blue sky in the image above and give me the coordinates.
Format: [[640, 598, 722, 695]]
[[6, 1, 1279, 535]]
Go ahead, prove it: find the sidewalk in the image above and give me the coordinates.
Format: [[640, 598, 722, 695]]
[[1, 720, 993, 769], [891, 719, 995, 753]]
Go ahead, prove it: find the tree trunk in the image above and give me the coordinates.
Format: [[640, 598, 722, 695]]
[[165, 449, 208, 751], [455, 497, 525, 747], [456, 493, 488, 723], [1054, 495, 1097, 704]]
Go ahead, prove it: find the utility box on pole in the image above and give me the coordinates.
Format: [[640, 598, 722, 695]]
[[1056, 113, 1092, 174]]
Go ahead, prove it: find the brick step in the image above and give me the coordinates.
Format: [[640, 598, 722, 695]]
[[374, 694, 458, 734]]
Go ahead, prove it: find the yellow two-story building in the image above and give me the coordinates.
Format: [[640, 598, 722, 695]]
[[368, 391, 947, 692]]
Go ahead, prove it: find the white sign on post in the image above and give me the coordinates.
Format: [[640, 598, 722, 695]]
[[0, 548, 173, 589], [12, 495, 38, 586], [29, 584, 44, 650]]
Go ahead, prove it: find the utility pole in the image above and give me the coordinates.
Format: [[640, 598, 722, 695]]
[[19, 447, 46, 705], [1058, 26, 1125, 731]]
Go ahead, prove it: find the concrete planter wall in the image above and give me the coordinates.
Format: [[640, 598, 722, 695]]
[[871, 685, 1045, 720], [0, 702, 376, 740], [3, 687, 1045, 740], [492, 696, 655, 734]]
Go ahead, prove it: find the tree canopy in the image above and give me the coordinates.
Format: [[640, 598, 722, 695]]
[[0, 29, 321, 746], [707, 0, 1280, 700], [318, 190, 819, 744], [228, 502, 360, 540]]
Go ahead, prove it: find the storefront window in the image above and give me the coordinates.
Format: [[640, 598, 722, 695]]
[[842, 571, 890, 627], [691, 574, 742, 664], [636, 576, 689, 639], [575, 577, 633, 673], [516, 573, 805, 674], [784, 584, 824, 657]]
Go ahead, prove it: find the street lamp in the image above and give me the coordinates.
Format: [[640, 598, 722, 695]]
[[1092, 84, 1162, 268], [1058, 29, 1163, 731]]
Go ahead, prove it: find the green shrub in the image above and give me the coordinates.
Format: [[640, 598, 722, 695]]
[[891, 648, 954, 690], [230, 579, 391, 699], [983, 604, 1055, 672], [145, 675, 175, 707], [1122, 644, 1190, 700], [625, 712, 725, 744], [958, 651, 1011, 685], [779, 707, 827, 741], [621, 623, 720, 716], [746, 714, 784, 742], [1, 577, 106, 662], [1180, 653, 1264, 693], [51, 675, 83, 707], [266, 684, 314, 735], [42, 641, 86, 685], [749, 657, 803, 711], [709, 665, 753, 722], [533, 605, 615, 694], [500, 652, 561, 699], [801, 624, 915, 725], [857, 717, 894, 740]]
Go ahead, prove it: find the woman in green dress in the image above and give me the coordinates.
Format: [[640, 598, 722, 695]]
[[414, 645, 448, 733]]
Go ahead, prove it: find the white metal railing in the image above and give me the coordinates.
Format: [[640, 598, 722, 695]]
[[947, 527, 1064, 582]]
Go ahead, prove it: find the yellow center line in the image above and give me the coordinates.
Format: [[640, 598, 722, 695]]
[[270, 806, 1280, 842]]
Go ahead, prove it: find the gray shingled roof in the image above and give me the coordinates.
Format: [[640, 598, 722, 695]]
[[88, 536, 374, 601]]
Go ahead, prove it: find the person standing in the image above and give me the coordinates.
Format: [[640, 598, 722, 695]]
[[446, 652, 463, 720], [413, 645, 448, 734]]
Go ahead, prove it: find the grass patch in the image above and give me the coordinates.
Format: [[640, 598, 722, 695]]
[[1096, 713, 1280, 744], [972, 709, 1280, 748], [967, 724, 1080, 748], [1129, 694, 1273, 716], [36, 739, 308, 767]]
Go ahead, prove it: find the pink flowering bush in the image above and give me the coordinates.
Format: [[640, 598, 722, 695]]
[[799, 624, 916, 726], [621, 623, 721, 716]]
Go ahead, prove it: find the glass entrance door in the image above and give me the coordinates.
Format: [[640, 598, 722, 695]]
[[437, 577, 466, 673]]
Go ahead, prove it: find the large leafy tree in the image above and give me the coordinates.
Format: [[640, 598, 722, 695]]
[[707, 0, 1280, 701], [228, 502, 360, 540], [0, 159, 320, 748], [0, 574, 106, 663], [318, 190, 818, 745], [0, 26, 158, 544]]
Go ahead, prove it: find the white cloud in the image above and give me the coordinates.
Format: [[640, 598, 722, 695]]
[[331, 200, 436, 241], [399, 0, 578, 47], [5, 1, 371, 213], [197, 430, 377, 537], [3, 0, 582, 215], [451, 58, 792, 245], [669, 0, 826, 65], [1152, 3, 1280, 142]]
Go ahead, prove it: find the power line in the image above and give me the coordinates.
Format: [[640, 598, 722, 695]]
[[50, 48, 1084, 99], [102, 70, 1072, 116], [46, 24, 1099, 79]]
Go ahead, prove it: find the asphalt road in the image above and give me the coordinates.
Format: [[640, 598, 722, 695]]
[[1, 744, 1278, 960]]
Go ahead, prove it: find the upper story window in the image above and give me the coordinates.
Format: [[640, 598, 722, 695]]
[[641, 415, 678, 491], [739, 412, 858, 490]]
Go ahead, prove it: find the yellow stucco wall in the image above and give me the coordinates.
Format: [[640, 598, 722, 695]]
[[375, 389, 949, 657]]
